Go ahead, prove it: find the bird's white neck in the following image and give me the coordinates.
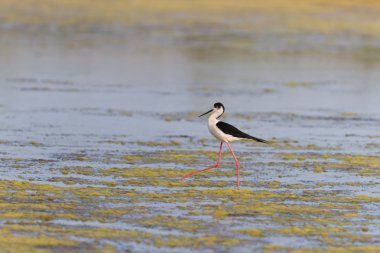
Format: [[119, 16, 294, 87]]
[[208, 108, 223, 122]]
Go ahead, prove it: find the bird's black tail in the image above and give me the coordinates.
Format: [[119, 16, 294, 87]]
[[248, 136, 269, 144]]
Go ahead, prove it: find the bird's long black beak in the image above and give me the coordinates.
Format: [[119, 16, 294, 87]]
[[199, 109, 213, 117]]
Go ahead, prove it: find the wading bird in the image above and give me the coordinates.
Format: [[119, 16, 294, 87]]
[[180, 102, 268, 189]]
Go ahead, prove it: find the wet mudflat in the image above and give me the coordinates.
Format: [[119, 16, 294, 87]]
[[1, 1, 380, 252]]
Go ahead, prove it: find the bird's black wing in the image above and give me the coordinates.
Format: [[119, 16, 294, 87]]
[[216, 121, 268, 143]]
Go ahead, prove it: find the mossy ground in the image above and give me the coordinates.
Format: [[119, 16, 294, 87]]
[[1, 136, 379, 252]]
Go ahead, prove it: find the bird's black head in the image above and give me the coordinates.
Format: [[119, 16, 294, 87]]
[[214, 102, 225, 118], [199, 102, 225, 118], [214, 102, 225, 111]]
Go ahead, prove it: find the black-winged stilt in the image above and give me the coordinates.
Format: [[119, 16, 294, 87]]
[[180, 102, 268, 189]]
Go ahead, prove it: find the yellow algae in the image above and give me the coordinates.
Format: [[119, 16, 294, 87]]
[[291, 162, 304, 167], [322, 194, 380, 205], [213, 210, 228, 219], [281, 154, 299, 160], [0, 173, 377, 252], [101, 181, 118, 187], [99, 140, 127, 145], [120, 168, 189, 178], [136, 215, 206, 232], [0, 212, 80, 221], [122, 178, 229, 188], [0, 229, 80, 252], [285, 183, 307, 189], [73, 154, 88, 161], [229, 203, 332, 217], [100, 167, 236, 180], [5, 223, 238, 249], [286, 81, 310, 88], [267, 180, 281, 189], [4, 224, 67, 234], [134, 140, 181, 147], [274, 225, 346, 237], [274, 226, 374, 245], [291, 246, 380, 253], [99, 245, 118, 253], [122, 155, 145, 163], [313, 166, 326, 173], [339, 155, 380, 168], [122, 150, 225, 164], [238, 229, 264, 237], [5, 224, 142, 239], [274, 141, 335, 151], [102, 140, 182, 147], [59, 166, 95, 176], [262, 245, 290, 251], [63, 179, 77, 185], [93, 206, 148, 221], [144, 187, 365, 207], [154, 234, 240, 248], [70, 228, 147, 240], [318, 203, 360, 212], [279, 153, 380, 176], [0, 179, 136, 203], [340, 112, 357, 117]]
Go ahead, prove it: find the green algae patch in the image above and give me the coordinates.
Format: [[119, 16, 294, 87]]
[[153, 234, 240, 248], [101, 167, 234, 179], [121, 167, 188, 178], [4, 222, 239, 250], [102, 140, 182, 147], [121, 150, 223, 164], [291, 246, 380, 253], [286, 81, 311, 88], [274, 142, 338, 151], [0, 227, 84, 253], [279, 153, 380, 176], [262, 245, 291, 252], [97, 167, 240, 188], [52, 165, 240, 188], [238, 229, 264, 237], [0, 147, 379, 252], [59, 166, 95, 176], [134, 140, 181, 147], [136, 215, 207, 232], [274, 225, 346, 237], [123, 178, 230, 188]]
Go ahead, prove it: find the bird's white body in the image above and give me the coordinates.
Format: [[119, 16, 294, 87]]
[[207, 108, 240, 143]]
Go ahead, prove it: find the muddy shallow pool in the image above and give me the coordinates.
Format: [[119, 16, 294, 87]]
[[0, 25, 380, 252]]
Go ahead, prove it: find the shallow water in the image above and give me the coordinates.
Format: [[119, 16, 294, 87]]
[[0, 30, 380, 252]]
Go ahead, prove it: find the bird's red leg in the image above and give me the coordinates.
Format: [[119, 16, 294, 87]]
[[180, 142, 223, 181], [226, 142, 240, 190]]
